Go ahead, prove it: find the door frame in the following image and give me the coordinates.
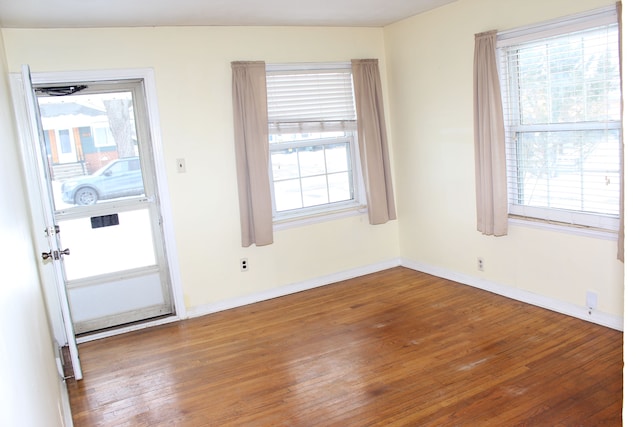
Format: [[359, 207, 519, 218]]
[[10, 68, 186, 344]]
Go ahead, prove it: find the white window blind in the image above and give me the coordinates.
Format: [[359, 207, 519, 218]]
[[266, 64, 356, 134], [497, 9, 621, 230], [265, 63, 364, 219]]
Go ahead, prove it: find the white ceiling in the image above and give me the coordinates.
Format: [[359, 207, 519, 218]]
[[0, 0, 456, 29]]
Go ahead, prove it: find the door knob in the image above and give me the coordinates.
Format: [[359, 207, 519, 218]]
[[41, 249, 70, 260]]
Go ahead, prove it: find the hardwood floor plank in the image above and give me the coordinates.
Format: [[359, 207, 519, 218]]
[[67, 267, 622, 426]]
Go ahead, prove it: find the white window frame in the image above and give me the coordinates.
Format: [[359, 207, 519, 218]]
[[497, 5, 621, 232], [266, 62, 367, 225]]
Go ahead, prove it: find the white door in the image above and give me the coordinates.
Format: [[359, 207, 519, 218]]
[[19, 65, 83, 380], [23, 74, 176, 336], [44, 80, 175, 335]]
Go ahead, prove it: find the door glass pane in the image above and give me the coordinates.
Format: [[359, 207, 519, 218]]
[[38, 91, 144, 210], [58, 208, 157, 281]]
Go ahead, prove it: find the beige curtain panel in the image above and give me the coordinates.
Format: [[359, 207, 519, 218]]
[[616, 1, 624, 262], [351, 59, 397, 225], [231, 61, 273, 247], [473, 30, 508, 237]]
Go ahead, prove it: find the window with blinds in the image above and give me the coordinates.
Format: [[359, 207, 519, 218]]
[[497, 7, 621, 230], [266, 63, 364, 219]]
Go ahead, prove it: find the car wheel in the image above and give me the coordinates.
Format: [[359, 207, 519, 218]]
[[74, 187, 98, 205]]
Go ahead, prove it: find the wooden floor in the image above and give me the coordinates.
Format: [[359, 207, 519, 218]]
[[67, 267, 623, 426]]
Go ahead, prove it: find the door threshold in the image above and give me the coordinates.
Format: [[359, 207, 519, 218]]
[[76, 314, 181, 343]]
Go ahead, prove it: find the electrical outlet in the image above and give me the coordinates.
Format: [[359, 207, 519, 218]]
[[586, 291, 598, 311], [477, 257, 484, 271], [240, 258, 249, 272]]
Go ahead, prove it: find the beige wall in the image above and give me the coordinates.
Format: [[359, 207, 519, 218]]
[[621, 0, 639, 421], [1, 26, 400, 310], [384, 0, 624, 318], [0, 32, 66, 427]]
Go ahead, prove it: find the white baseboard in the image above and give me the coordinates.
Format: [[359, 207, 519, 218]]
[[401, 258, 624, 331], [59, 378, 73, 427], [102, 256, 621, 336], [76, 315, 182, 343], [186, 258, 402, 319], [187, 257, 622, 331]]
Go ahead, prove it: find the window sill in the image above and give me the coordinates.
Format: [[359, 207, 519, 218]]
[[274, 204, 368, 231], [508, 216, 618, 241]]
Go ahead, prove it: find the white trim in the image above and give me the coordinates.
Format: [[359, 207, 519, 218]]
[[28, 68, 155, 85], [497, 4, 617, 47], [508, 205, 620, 232], [76, 315, 181, 343], [139, 70, 187, 320], [401, 258, 623, 331], [509, 217, 618, 241], [274, 204, 368, 231], [266, 62, 351, 72], [58, 378, 73, 427], [187, 258, 402, 318]]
